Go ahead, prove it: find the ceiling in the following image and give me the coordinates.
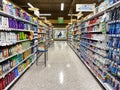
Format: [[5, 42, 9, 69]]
[[10, 0, 103, 27]]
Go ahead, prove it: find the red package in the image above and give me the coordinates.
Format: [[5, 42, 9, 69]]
[[0, 79, 3, 90], [7, 74, 11, 85], [4, 76, 8, 87], [1, 78, 5, 89]]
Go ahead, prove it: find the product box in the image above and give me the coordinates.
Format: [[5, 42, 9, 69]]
[[14, 67, 18, 77]]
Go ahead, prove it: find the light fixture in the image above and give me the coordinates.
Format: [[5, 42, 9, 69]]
[[39, 14, 51, 16], [68, 14, 73, 16], [27, 3, 34, 8], [28, 8, 39, 11], [61, 3, 64, 11]]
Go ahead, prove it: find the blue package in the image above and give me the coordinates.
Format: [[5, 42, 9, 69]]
[[118, 66, 120, 78], [112, 50, 116, 61], [116, 49, 120, 65], [14, 67, 18, 77], [112, 23, 116, 34], [109, 0, 114, 5], [112, 38, 119, 48], [109, 24, 113, 34], [117, 39, 120, 48], [115, 22, 120, 34], [111, 64, 117, 76], [108, 49, 113, 59], [108, 37, 113, 47]]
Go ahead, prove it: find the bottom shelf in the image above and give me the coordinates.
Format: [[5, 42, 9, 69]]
[[67, 42, 113, 90], [79, 56, 113, 90], [4, 58, 37, 90]]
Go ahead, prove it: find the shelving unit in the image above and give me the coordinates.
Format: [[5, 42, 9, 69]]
[[67, 1, 120, 90], [36, 21, 53, 66], [0, 0, 40, 90], [4, 57, 37, 90], [67, 22, 81, 50]]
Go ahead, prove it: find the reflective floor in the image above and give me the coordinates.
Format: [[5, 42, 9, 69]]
[[11, 41, 103, 90]]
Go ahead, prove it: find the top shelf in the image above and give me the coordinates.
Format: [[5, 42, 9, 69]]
[[0, 10, 38, 26], [82, 1, 120, 22]]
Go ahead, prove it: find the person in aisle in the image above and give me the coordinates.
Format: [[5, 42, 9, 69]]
[[58, 32, 62, 38]]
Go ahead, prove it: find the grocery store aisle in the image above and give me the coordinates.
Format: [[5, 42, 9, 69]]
[[11, 41, 103, 90]]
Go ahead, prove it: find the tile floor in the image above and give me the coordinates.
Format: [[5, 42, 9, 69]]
[[11, 41, 103, 90]]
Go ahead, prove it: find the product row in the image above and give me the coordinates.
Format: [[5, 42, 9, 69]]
[[0, 41, 33, 60], [80, 40, 107, 57], [79, 46, 120, 90], [81, 5, 120, 33], [108, 37, 120, 48], [67, 1, 120, 90], [2, 0, 37, 24], [0, 48, 32, 75], [0, 55, 35, 90], [85, 0, 120, 20], [81, 34, 106, 41], [0, 16, 38, 31], [0, 32, 33, 46], [108, 22, 120, 34]]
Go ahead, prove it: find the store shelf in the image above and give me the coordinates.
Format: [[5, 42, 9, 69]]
[[80, 47, 120, 83], [81, 30, 103, 33], [4, 57, 36, 90], [82, 1, 120, 22], [67, 1, 120, 90], [80, 56, 113, 90], [0, 10, 37, 26], [89, 23, 100, 27], [0, 39, 30, 46], [82, 23, 100, 28], [80, 43, 107, 58], [38, 32, 46, 34], [108, 34, 120, 37], [80, 41, 108, 50], [68, 42, 113, 90], [80, 45, 120, 81], [0, 45, 34, 63], [0, 52, 35, 79], [81, 37, 103, 42], [0, 28, 31, 32], [108, 46, 120, 50]]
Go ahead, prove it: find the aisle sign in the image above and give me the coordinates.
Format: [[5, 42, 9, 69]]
[[76, 4, 95, 12], [58, 17, 64, 24]]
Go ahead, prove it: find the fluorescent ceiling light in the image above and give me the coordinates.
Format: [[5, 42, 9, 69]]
[[61, 3, 64, 11], [27, 3, 34, 8], [39, 14, 51, 16], [68, 14, 73, 16]]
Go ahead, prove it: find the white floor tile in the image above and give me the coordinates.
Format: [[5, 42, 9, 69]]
[[11, 41, 103, 90]]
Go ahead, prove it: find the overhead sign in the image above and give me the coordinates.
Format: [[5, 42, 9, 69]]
[[76, 4, 95, 12], [58, 17, 64, 24]]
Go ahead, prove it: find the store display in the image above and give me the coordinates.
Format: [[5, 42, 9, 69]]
[[0, 32, 32, 46], [68, 1, 120, 90], [0, 0, 39, 89], [0, 55, 35, 90], [2, 0, 37, 24], [0, 41, 31, 60], [37, 22, 52, 53]]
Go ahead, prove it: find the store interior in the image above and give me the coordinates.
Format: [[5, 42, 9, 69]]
[[0, 0, 120, 90]]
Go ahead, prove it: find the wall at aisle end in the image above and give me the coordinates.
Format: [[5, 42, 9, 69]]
[[53, 28, 67, 41]]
